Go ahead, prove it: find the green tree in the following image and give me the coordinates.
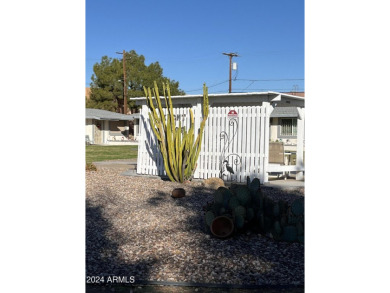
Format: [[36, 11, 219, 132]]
[[86, 50, 185, 113]]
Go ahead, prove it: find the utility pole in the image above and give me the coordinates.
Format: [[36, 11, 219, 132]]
[[222, 52, 238, 93], [116, 50, 128, 114]]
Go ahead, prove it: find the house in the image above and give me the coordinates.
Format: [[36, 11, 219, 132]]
[[270, 106, 302, 151], [133, 91, 304, 184], [85, 108, 140, 145], [282, 91, 305, 97]]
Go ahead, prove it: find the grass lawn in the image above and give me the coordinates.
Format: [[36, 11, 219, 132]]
[[86, 145, 138, 164]]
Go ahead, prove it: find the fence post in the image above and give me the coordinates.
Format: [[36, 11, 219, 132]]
[[296, 107, 305, 180], [262, 102, 272, 183], [136, 104, 147, 174]]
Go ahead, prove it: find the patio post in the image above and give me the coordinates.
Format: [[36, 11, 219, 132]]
[[296, 108, 305, 180], [262, 102, 272, 184]]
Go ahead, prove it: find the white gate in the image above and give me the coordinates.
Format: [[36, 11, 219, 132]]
[[137, 103, 273, 183]]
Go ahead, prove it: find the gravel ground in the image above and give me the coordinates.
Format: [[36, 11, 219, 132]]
[[86, 168, 304, 287]]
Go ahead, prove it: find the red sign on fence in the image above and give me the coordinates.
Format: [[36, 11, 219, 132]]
[[228, 110, 238, 117]]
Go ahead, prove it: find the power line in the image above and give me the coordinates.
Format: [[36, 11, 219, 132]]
[[236, 78, 304, 82], [185, 80, 229, 92], [244, 81, 255, 90], [231, 88, 305, 92]]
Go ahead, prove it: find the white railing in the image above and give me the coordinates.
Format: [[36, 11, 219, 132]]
[[137, 104, 277, 183]]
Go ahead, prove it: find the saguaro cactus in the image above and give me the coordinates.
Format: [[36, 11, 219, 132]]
[[144, 81, 209, 182]]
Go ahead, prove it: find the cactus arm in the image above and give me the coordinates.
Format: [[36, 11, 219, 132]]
[[191, 84, 209, 160], [154, 117, 175, 181], [188, 109, 195, 148], [145, 87, 159, 123], [203, 83, 209, 118], [181, 150, 189, 182], [148, 112, 161, 142], [177, 121, 184, 182], [153, 81, 166, 133], [174, 126, 179, 169], [160, 143, 175, 182], [166, 82, 176, 133], [177, 124, 181, 182], [162, 82, 169, 109], [185, 85, 209, 180], [163, 82, 175, 135], [163, 82, 178, 178], [166, 118, 178, 180]]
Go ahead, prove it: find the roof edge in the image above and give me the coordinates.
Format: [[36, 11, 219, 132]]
[[131, 91, 304, 101]]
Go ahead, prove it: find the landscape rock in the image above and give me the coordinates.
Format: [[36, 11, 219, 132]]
[[86, 168, 304, 286], [202, 177, 225, 189]]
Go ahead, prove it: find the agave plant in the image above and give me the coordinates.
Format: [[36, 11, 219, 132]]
[[144, 81, 209, 182]]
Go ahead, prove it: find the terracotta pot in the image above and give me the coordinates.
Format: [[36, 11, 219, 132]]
[[210, 216, 234, 239], [171, 188, 186, 198]]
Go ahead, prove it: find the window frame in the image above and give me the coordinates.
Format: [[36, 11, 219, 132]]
[[278, 118, 297, 138]]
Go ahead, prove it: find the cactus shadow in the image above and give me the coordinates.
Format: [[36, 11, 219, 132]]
[[86, 198, 154, 290], [146, 190, 169, 206], [145, 185, 216, 232], [171, 185, 216, 231], [141, 117, 160, 166], [141, 118, 180, 182]]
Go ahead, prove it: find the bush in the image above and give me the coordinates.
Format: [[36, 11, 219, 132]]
[[86, 163, 97, 171]]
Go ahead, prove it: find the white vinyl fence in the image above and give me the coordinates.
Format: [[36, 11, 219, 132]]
[[136, 103, 283, 184]]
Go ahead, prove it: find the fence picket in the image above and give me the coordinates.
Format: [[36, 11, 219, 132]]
[[202, 106, 208, 179], [137, 104, 274, 183], [254, 106, 261, 177], [210, 107, 215, 178]]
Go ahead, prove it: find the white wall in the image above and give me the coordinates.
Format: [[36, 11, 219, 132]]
[[270, 118, 278, 141], [102, 120, 109, 144], [85, 119, 94, 143], [85, 118, 140, 145], [133, 119, 140, 138]]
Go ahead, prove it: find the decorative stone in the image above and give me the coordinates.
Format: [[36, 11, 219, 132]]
[[202, 177, 225, 189], [171, 188, 186, 198]]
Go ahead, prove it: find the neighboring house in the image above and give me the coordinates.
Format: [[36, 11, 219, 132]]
[[282, 91, 305, 97], [85, 108, 140, 145], [270, 107, 302, 152], [273, 92, 304, 151], [133, 91, 305, 184]]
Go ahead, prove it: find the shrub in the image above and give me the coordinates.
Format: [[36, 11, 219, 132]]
[[86, 163, 97, 171]]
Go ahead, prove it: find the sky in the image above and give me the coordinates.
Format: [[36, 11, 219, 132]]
[[86, 0, 304, 95]]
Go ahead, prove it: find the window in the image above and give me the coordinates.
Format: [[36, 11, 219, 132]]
[[280, 118, 297, 136], [109, 120, 127, 136]]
